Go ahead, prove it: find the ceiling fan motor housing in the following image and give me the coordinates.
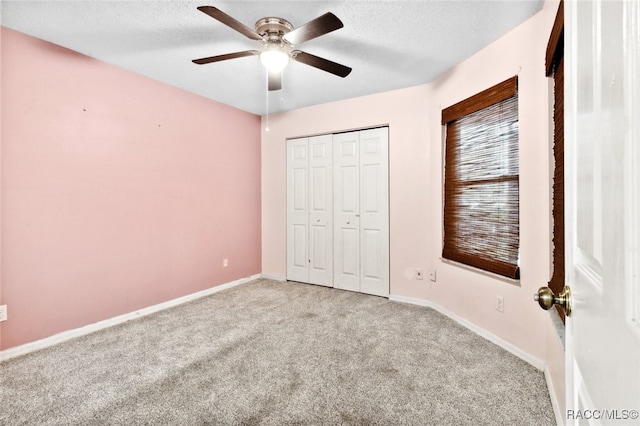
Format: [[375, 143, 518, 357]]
[[255, 17, 294, 46]]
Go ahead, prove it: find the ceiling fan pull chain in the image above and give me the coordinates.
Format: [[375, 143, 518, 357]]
[[265, 72, 270, 132]]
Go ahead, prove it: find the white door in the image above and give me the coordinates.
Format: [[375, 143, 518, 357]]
[[334, 128, 389, 296], [286, 136, 333, 286], [333, 131, 361, 292], [565, 0, 640, 423], [359, 128, 390, 297], [287, 138, 310, 283], [308, 135, 333, 286]]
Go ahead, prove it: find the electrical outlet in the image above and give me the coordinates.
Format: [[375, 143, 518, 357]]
[[429, 268, 437, 282], [0, 305, 7, 322], [416, 269, 424, 280], [496, 296, 504, 313], [223, 258, 229, 268]]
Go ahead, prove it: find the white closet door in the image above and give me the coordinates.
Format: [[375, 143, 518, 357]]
[[333, 131, 361, 292], [290, 128, 388, 295], [287, 136, 333, 286], [333, 128, 389, 296], [359, 127, 389, 297], [308, 135, 333, 286], [286, 138, 310, 282]]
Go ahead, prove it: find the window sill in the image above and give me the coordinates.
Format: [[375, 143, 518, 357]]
[[440, 257, 521, 287]]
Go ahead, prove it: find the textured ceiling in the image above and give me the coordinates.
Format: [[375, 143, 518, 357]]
[[1, 1, 543, 115]]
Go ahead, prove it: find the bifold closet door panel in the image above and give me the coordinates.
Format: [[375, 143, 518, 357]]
[[333, 131, 361, 292], [287, 138, 310, 283], [308, 135, 333, 286], [333, 128, 389, 296], [286, 135, 333, 286], [358, 127, 389, 297]]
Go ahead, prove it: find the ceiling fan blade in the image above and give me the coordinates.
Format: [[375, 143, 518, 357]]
[[291, 50, 352, 78], [192, 50, 259, 65], [197, 6, 263, 41], [268, 71, 282, 91], [283, 12, 343, 46]]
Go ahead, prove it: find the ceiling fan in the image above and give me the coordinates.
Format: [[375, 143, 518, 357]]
[[192, 6, 352, 91]]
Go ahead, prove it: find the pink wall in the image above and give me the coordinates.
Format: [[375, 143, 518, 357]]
[[0, 27, 262, 350], [261, 0, 563, 412]]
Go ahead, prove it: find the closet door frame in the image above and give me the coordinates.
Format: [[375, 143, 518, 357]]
[[286, 127, 389, 297]]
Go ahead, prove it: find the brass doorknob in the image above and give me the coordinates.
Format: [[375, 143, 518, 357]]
[[534, 286, 572, 316]]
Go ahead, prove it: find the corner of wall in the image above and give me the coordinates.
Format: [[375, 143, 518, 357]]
[[545, 310, 566, 425]]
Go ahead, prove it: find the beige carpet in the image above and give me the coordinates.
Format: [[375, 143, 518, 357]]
[[0, 278, 555, 425]]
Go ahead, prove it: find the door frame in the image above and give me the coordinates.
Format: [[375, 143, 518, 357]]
[[285, 126, 390, 297]]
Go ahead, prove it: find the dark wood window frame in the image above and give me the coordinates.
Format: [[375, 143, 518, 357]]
[[441, 77, 520, 280]]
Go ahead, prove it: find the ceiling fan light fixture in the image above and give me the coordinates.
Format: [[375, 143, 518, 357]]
[[192, 7, 351, 91], [260, 46, 289, 72]]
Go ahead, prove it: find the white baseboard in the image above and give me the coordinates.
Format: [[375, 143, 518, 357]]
[[388, 294, 545, 371], [545, 364, 564, 426], [260, 274, 287, 281], [0, 274, 260, 362]]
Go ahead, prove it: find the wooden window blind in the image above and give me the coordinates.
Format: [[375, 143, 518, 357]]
[[442, 77, 520, 279]]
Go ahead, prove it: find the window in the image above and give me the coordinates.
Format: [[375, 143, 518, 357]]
[[441, 77, 520, 279]]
